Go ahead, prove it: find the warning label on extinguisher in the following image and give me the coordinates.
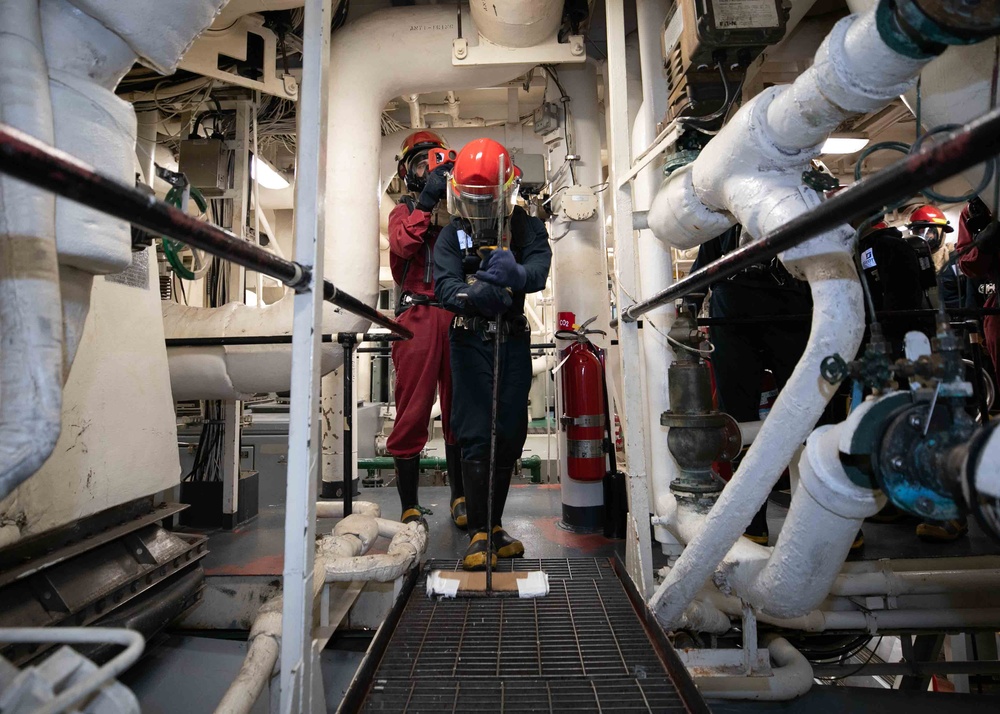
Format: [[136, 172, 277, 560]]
[[712, 0, 779, 29]]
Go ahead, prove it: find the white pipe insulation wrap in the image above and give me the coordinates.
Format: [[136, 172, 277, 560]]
[[42, 0, 137, 276], [470, 0, 563, 48], [322, 519, 428, 583], [214, 558, 326, 714], [0, 0, 62, 504], [647, 5, 934, 261], [691, 637, 814, 701], [164, 5, 532, 400], [651, 254, 864, 628], [728, 423, 885, 618], [65, 0, 228, 74], [314, 500, 381, 519]]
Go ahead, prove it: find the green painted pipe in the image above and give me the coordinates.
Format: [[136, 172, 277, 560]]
[[358, 455, 543, 483]]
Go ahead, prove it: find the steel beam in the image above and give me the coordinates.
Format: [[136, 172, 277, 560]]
[[279, 0, 332, 709]]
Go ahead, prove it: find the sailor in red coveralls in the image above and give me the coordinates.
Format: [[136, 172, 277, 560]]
[[386, 131, 465, 529]]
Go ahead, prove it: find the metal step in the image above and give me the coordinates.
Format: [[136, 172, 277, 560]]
[[341, 558, 709, 713]]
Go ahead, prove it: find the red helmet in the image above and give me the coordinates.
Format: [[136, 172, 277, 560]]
[[907, 204, 952, 253], [396, 130, 447, 192], [447, 138, 521, 238]]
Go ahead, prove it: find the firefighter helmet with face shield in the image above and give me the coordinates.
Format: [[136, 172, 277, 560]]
[[396, 130, 447, 192], [907, 204, 953, 253], [446, 138, 521, 246]]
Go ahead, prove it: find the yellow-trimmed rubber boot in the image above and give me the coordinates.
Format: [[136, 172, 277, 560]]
[[916, 518, 968, 542], [492, 525, 524, 559], [742, 502, 768, 545], [401, 507, 427, 527], [462, 530, 496, 571], [450, 498, 468, 529]]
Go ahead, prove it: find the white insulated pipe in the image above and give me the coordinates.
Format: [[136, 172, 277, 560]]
[[633, 0, 681, 550], [652, 255, 864, 627], [314, 499, 381, 519], [165, 6, 531, 400], [645, 0, 936, 628], [691, 637, 814, 701], [470, 0, 563, 48], [732, 423, 884, 619], [321, 517, 427, 583], [702, 589, 1000, 633], [0, 0, 63, 503]]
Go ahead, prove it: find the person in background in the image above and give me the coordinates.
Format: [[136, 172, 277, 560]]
[[957, 198, 999, 393], [386, 131, 464, 529], [434, 138, 552, 570], [685, 226, 850, 547]]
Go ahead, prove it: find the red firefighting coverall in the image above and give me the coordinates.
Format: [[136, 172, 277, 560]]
[[385, 202, 455, 457], [957, 206, 999, 378]]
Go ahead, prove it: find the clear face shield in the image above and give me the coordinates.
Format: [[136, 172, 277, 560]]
[[910, 225, 945, 253], [447, 172, 520, 247]]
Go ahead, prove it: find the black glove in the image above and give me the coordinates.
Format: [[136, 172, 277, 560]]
[[475, 248, 527, 291], [463, 279, 512, 317], [416, 163, 453, 211]]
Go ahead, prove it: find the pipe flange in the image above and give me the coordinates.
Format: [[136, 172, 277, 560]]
[[800, 424, 886, 520]]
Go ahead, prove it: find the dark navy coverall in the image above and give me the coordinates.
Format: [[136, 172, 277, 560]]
[[433, 207, 552, 465]]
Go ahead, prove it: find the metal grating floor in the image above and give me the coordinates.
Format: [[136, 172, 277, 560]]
[[353, 558, 707, 713]]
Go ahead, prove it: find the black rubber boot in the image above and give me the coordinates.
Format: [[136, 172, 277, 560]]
[[394, 455, 425, 527], [461, 460, 495, 571], [446, 443, 467, 530], [491, 464, 524, 559], [743, 501, 768, 545]]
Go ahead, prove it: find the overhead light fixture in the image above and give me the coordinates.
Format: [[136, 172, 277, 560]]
[[820, 136, 870, 155], [251, 155, 290, 189]]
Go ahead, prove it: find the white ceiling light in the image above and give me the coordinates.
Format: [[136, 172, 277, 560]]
[[251, 155, 290, 189], [820, 137, 870, 155]]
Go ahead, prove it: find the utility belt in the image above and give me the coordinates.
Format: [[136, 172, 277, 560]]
[[395, 291, 442, 316], [452, 314, 529, 342], [729, 257, 803, 289]]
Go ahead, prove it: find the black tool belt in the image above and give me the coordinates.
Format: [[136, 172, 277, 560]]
[[395, 291, 442, 316], [452, 314, 529, 342]]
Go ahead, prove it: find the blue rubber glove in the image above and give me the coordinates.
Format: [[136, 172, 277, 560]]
[[416, 163, 453, 211], [475, 249, 527, 291], [463, 279, 512, 317]]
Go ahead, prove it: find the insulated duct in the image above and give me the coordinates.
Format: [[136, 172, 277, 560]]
[[469, 0, 563, 49], [165, 5, 532, 400], [0, 0, 223, 505]]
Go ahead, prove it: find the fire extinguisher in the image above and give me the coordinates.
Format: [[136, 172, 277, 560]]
[[556, 317, 607, 482]]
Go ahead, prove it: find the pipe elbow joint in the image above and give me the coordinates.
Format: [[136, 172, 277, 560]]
[[647, 165, 734, 250]]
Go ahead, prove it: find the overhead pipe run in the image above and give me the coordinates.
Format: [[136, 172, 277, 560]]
[[0, 124, 413, 340], [626, 105, 1000, 320]]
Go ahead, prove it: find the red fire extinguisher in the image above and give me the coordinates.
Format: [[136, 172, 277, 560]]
[[557, 317, 607, 482]]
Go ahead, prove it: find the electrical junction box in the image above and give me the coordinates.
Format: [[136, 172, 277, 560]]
[[533, 102, 561, 135], [662, 0, 787, 120], [514, 153, 547, 193], [554, 185, 598, 221], [178, 138, 229, 196]]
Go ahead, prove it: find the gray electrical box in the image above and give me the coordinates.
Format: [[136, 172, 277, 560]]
[[533, 103, 560, 135], [513, 153, 547, 192], [178, 138, 229, 196]]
